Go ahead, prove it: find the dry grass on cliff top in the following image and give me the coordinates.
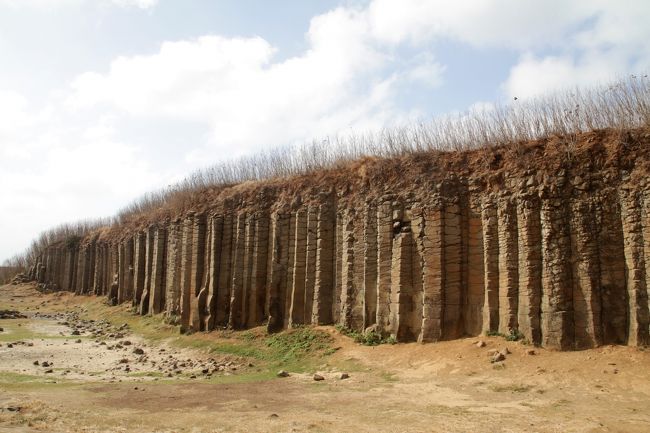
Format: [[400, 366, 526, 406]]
[[6, 75, 650, 263]]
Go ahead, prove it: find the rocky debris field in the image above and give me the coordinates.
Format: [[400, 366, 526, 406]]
[[2, 282, 650, 433], [0, 310, 26, 319], [0, 308, 249, 384]]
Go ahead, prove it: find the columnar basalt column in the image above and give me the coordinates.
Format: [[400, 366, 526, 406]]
[[312, 203, 335, 325], [211, 213, 232, 326], [189, 214, 206, 331], [248, 213, 269, 327], [283, 213, 297, 328], [120, 238, 133, 303], [540, 196, 575, 350], [132, 232, 146, 307], [597, 192, 628, 344], [165, 221, 182, 319], [442, 203, 463, 340], [419, 206, 444, 342], [139, 226, 155, 315], [570, 198, 603, 348], [481, 199, 499, 333], [289, 209, 308, 327], [516, 195, 543, 345], [116, 242, 125, 300], [303, 206, 318, 324], [643, 191, 650, 323], [376, 201, 394, 334], [363, 203, 378, 328], [149, 226, 167, 315], [465, 205, 485, 337], [620, 190, 650, 346], [497, 196, 519, 335], [267, 212, 290, 332], [229, 213, 247, 329], [333, 210, 343, 323], [390, 228, 419, 341], [204, 216, 222, 329], [179, 216, 194, 328], [340, 210, 363, 330]]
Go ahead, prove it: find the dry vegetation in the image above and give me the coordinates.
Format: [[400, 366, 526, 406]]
[[4, 75, 649, 269]]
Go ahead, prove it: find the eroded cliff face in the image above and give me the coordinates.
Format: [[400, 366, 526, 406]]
[[28, 128, 650, 350]]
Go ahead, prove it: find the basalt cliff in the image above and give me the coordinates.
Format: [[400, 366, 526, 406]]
[[27, 128, 650, 350]]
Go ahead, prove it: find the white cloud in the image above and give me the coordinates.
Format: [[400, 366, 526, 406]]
[[66, 8, 438, 157], [3, 0, 650, 262]]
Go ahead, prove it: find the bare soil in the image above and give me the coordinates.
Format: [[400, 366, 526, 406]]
[[1, 283, 650, 433]]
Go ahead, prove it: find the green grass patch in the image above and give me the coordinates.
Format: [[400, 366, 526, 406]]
[[335, 325, 396, 346]]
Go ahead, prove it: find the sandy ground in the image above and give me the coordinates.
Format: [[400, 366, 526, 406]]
[[1, 283, 650, 433]]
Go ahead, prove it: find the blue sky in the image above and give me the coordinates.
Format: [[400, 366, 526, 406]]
[[1, 0, 649, 262]]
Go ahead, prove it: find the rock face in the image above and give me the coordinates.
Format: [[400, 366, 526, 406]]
[[29, 129, 650, 350]]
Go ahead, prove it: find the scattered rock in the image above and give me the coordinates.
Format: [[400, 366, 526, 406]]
[[0, 327, 4, 332], [33, 360, 39, 366], [339, 373, 350, 380], [526, 349, 536, 356], [492, 352, 506, 363], [41, 361, 50, 367], [6, 344, 13, 348], [133, 348, 145, 355], [71, 330, 80, 336], [313, 374, 325, 381], [5, 406, 21, 412], [269, 413, 279, 419], [44, 369, 54, 374], [277, 370, 290, 378], [476, 340, 486, 348], [0, 310, 27, 319]]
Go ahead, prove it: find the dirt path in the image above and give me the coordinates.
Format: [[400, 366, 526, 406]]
[[2, 283, 650, 433]]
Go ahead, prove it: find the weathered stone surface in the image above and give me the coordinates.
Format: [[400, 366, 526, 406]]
[[29, 137, 650, 352], [497, 197, 519, 335]]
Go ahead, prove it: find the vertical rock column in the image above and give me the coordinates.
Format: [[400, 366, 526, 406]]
[[481, 199, 499, 333], [540, 196, 574, 350], [516, 196, 543, 345], [570, 198, 603, 348], [179, 216, 194, 328], [312, 203, 335, 325], [598, 192, 628, 344], [363, 203, 378, 328], [333, 210, 343, 323], [229, 213, 247, 329], [340, 210, 363, 330], [215, 213, 233, 326], [204, 216, 222, 329], [139, 226, 155, 315], [122, 238, 133, 303], [289, 209, 308, 327], [620, 190, 650, 346], [248, 213, 269, 327], [442, 203, 463, 340], [149, 226, 167, 315], [390, 227, 418, 341], [303, 207, 318, 324], [165, 221, 182, 319], [267, 213, 290, 332], [189, 214, 206, 331], [132, 232, 146, 308], [419, 207, 444, 342], [465, 205, 485, 336], [497, 197, 519, 335], [376, 201, 393, 334]]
